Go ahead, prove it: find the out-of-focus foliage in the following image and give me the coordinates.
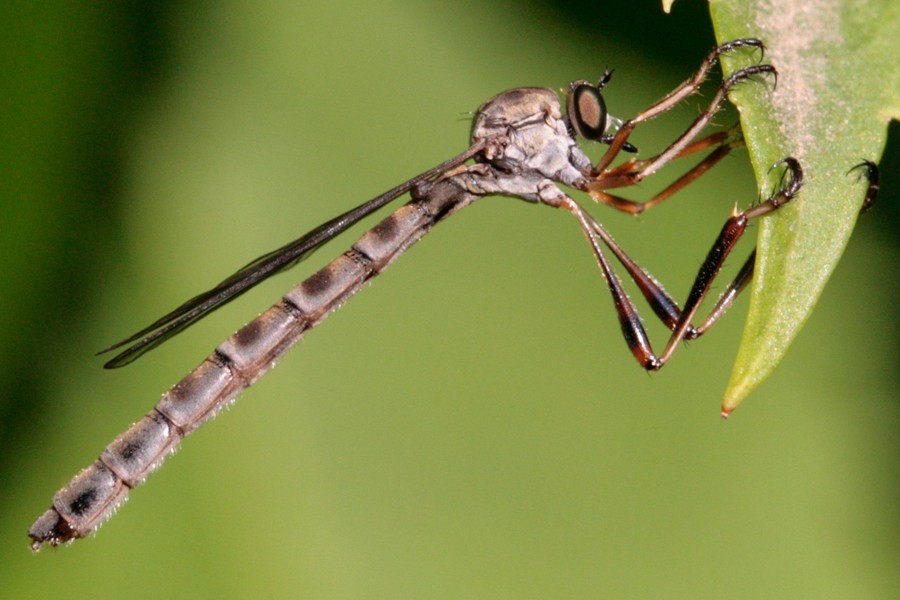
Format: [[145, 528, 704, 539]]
[[1, 2, 895, 599]]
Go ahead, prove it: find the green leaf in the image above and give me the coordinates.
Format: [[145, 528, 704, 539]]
[[708, 0, 899, 414]]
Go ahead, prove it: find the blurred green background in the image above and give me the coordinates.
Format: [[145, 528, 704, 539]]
[[1, 1, 896, 598]]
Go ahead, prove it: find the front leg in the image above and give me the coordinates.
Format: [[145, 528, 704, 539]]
[[591, 38, 766, 175]]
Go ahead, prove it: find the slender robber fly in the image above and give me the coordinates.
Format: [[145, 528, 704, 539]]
[[28, 39, 879, 550]]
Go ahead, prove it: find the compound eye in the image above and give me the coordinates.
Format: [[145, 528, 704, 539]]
[[567, 83, 607, 141]]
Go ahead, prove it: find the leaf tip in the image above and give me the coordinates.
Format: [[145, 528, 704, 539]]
[[721, 375, 756, 415]]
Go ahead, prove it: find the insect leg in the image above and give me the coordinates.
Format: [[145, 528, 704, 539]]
[[652, 158, 803, 367], [848, 160, 880, 214], [544, 158, 802, 370], [689, 159, 881, 338], [591, 38, 766, 175], [539, 189, 659, 368], [587, 129, 742, 215]]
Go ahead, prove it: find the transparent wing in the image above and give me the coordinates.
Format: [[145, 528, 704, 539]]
[[99, 145, 484, 368]]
